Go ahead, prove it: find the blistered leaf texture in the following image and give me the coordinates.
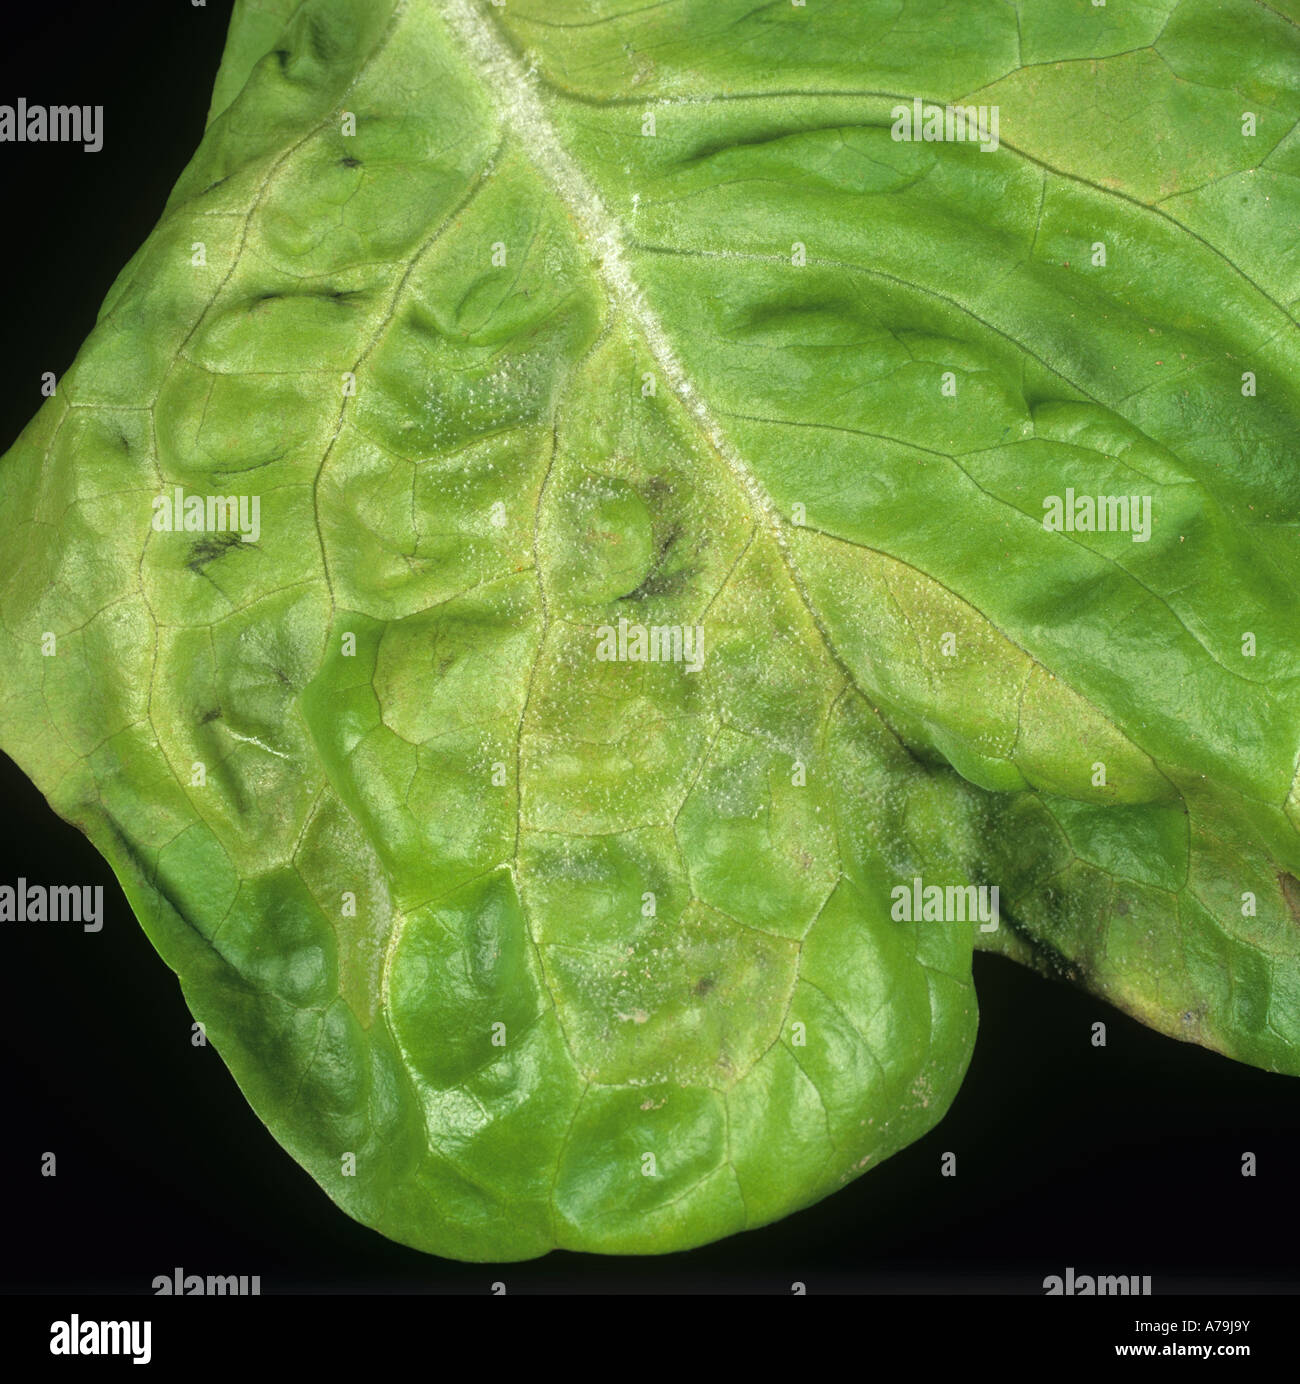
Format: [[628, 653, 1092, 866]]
[[2, 0, 1299, 1259]]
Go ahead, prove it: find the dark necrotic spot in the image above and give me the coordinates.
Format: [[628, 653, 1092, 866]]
[[186, 532, 245, 573], [693, 977, 715, 997], [200, 707, 222, 725], [1279, 872, 1300, 924], [306, 16, 336, 63], [619, 522, 683, 602], [339, 156, 362, 168]]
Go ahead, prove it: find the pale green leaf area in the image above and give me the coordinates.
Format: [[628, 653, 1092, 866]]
[[2, 0, 1298, 1259]]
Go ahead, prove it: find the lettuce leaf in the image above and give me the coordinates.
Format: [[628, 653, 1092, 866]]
[[1, 0, 1297, 1259]]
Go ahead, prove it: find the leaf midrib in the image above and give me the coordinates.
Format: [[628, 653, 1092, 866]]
[[434, 0, 1220, 819]]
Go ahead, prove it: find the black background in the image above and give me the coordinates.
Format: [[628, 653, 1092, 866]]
[[0, 0, 1295, 1302]]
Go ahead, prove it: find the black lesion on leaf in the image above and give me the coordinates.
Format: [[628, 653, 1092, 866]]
[[306, 15, 337, 63], [339, 156, 362, 168], [211, 451, 288, 474], [693, 977, 716, 997], [248, 287, 363, 311], [679, 123, 858, 170], [619, 521, 697, 602], [273, 48, 291, 71], [199, 707, 222, 724], [106, 820, 206, 936], [1278, 872, 1300, 925], [185, 532, 245, 572]]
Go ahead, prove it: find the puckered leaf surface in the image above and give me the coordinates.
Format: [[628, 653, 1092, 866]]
[[2, 0, 1298, 1259]]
